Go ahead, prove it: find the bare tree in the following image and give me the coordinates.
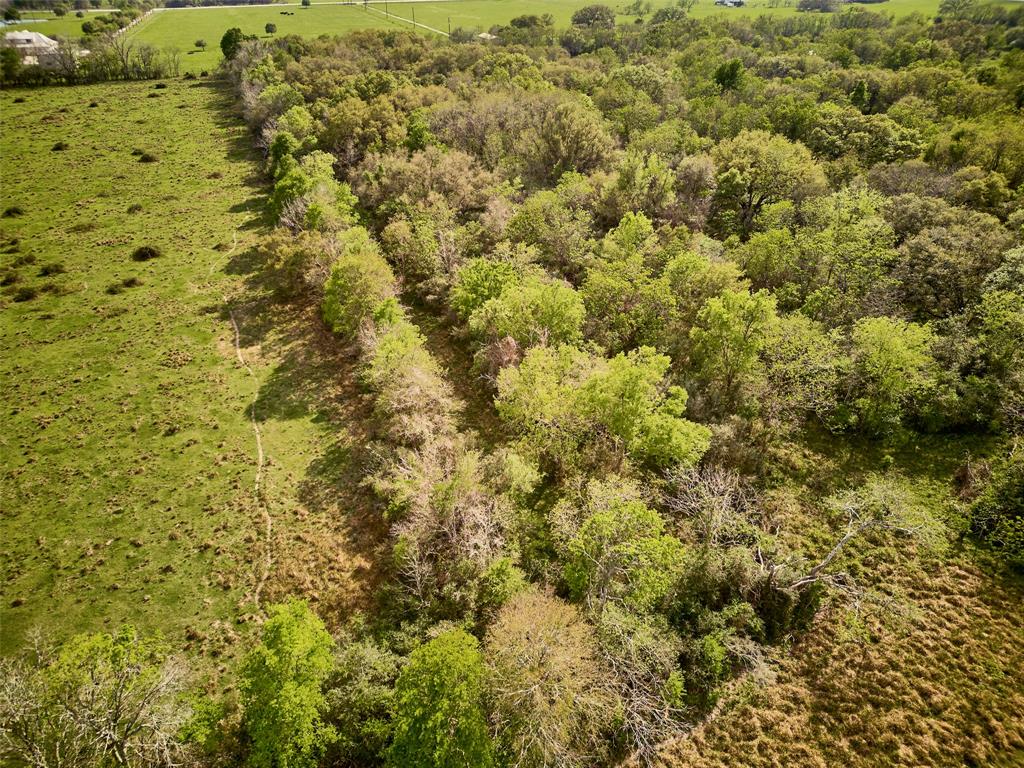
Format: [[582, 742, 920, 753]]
[[0, 628, 192, 768], [663, 465, 764, 547], [107, 32, 134, 80]]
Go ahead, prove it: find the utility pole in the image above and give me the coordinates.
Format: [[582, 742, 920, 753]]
[[448, 16, 451, 35], [412, 6, 415, 28]]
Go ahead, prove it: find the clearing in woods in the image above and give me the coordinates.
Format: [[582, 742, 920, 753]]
[[0, 79, 385, 666]]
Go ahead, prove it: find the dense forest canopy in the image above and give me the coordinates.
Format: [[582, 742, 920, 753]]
[[2, 0, 1023, 766]]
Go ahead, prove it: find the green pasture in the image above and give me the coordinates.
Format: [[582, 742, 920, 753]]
[[0, 80, 375, 661]]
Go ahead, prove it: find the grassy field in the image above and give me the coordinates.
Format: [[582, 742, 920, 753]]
[[651, 433, 1024, 767], [0, 79, 384, 665], [1, 10, 105, 39]]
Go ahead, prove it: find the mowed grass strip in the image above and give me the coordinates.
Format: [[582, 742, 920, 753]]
[[0, 80, 381, 663]]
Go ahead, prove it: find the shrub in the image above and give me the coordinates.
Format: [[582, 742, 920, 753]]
[[139, 152, 158, 163], [131, 245, 162, 261], [88, 101, 98, 107], [51, 142, 70, 152], [1, 270, 19, 287], [154, 83, 167, 90], [38, 263, 66, 277], [13, 286, 38, 302], [971, 446, 1024, 568], [2, 206, 24, 217], [127, 203, 143, 213]]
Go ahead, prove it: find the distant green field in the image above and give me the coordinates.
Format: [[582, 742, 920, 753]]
[[8, 0, 1015, 73], [130, 5, 397, 72], [2, 10, 100, 39]]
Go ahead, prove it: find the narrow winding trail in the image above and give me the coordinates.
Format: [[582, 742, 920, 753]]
[[228, 305, 272, 613]]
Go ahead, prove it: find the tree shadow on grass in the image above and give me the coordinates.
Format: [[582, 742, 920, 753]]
[[205, 82, 389, 620]]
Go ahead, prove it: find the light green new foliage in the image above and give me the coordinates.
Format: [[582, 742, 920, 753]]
[[0, 625, 188, 768], [241, 600, 336, 768], [322, 227, 397, 339], [271, 151, 357, 231], [850, 316, 939, 435], [565, 495, 686, 613], [690, 288, 778, 412], [496, 345, 709, 470], [388, 629, 494, 768], [450, 257, 521, 320], [469, 275, 585, 348]]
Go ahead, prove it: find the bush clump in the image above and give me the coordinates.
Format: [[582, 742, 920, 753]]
[[131, 245, 162, 262], [13, 286, 38, 302], [51, 142, 70, 152], [38, 262, 66, 277], [138, 152, 158, 163], [154, 82, 167, 89], [127, 203, 143, 214], [2, 206, 24, 218]]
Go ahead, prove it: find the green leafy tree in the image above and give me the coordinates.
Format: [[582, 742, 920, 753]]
[[506, 174, 597, 281], [848, 317, 939, 435], [241, 600, 336, 768], [270, 150, 357, 231], [0, 626, 190, 767], [322, 227, 397, 339], [571, 4, 616, 27], [0, 47, 21, 85], [497, 345, 709, 471], [451, 257, 522, 320], [564, 487, 686, 613], [711, 130, 825, 239], [387, 629, 494, 768], [690, 289, 778, 414], [220, 27, 246, 60], [714, 59, 744, 91], [469, 275, 585, 349], [582, 251, 676, 355], [265, 23, 277, 35]]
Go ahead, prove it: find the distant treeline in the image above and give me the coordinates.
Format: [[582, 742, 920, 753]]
[[0, 37, 179, 86]]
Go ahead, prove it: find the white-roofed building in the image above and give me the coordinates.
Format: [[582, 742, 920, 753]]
[[2, 30, 61, 69]]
